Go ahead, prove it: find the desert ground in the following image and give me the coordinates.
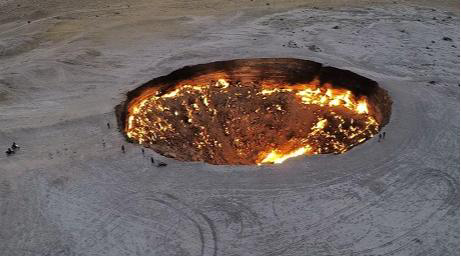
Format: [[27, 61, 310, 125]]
[[0, 0, 459, 255]]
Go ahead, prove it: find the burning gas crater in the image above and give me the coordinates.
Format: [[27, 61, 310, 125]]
[[117, 59, 391, 165]]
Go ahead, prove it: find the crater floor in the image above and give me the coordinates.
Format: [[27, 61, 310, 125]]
[[0, 0, 458, 255], [121, 61, 390, 165]]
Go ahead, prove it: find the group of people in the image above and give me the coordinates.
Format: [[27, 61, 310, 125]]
[[5, 142, 20, 156], [3, 121, 169, 169], [108, 121, 168, 167], [121, 145, 167, 167]]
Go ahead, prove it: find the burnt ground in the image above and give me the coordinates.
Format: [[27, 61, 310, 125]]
[[0, 0, 459, 255]]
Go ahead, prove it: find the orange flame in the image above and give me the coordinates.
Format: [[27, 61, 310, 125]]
[[258, 145, 312, 164]]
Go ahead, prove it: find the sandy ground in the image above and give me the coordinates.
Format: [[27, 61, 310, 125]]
[[0, 0, 459, 255]]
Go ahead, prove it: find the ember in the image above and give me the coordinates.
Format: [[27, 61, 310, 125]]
[[117, 58, 392, 165]]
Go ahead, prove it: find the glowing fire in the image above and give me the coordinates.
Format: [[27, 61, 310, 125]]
[[259, 145, 312, 164], [259, 83, 370, 115], [124, 78, 380, 165]]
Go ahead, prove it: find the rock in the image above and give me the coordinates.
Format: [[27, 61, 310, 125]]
[[286, 40, 299, 48], [165, 152, 177, 158], [442, 37, 453, 41], [308, 45, 321, 52]]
